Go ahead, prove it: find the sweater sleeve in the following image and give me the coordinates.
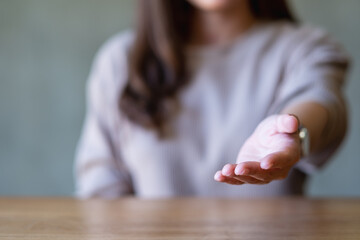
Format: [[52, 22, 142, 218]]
[[74, 32, 134, 198], [272, 27, 350, 174]]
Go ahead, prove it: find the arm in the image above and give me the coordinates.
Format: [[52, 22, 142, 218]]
[[75, 35, 133, 198], [214, 28, 349, 185], [213, 102, 329, 185], [281, 101, 329, 153], [214, 101, 346, 186]]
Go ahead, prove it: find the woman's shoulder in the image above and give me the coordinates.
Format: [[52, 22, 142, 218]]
[[256, 21, 350, 68], [266, 21, 348, 56], [266, 21, 330, 42], [89, 30, 135, 89], [94, 29, 135, 65], [87, 30, 135, 108]]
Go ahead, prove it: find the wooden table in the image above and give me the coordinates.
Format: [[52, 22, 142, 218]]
[[0, 198, 359, 239]]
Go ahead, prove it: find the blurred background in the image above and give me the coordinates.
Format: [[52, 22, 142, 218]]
[[0, 0, 359, 197]]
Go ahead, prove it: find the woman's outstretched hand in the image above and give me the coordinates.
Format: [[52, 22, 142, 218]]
[[214, 114, 302, 185]]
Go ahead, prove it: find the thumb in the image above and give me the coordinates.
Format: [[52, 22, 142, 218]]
[[276, 114, 299, 134]]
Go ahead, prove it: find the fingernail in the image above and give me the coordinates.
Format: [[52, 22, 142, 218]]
[[283, 116, 292, 126], [235, 166, 248, 175], [284, 115, 298, 132], [214, 172, 222, 181], [288, 114, 300, 126], [261, 162, 271, 169], [222, 164, 232, 176]]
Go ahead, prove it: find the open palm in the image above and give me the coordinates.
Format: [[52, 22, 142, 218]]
[[214, 114, 302, 185]]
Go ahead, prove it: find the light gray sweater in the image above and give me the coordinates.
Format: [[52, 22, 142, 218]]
[[75, 21, 349, 198]]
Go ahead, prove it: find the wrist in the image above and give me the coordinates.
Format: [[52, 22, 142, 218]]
[[286, 113, 310, 158], [298, 125, 310, 158]]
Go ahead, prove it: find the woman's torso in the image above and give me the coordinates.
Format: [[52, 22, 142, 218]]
[[88, 20, 348, 198]]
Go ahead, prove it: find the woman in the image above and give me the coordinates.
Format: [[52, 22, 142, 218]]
[[75, 0, 349, 198]]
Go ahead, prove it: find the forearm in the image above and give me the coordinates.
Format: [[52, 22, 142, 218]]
[[281, 101, 329, 153]]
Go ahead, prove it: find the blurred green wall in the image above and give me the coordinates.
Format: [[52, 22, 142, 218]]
[[0, 0, 359, 196]]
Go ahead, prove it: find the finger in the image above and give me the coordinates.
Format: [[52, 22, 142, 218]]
[[219, 165, 262, 184], [235, 161, 271, 181], [214, 170, 225, 181], [220, 163, 268, 184], [236, 165, 290, 182], [214, 171, 244, 185], [276, 114, 299, 134], [234, 161, 262, 176], [221, 163, 237, 177], [235, 162, 265, 180], [260, 151, 295, 170], [232, 175, 266, 184]]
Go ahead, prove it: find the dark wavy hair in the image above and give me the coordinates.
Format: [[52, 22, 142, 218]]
[[120, 0, 296, 134]]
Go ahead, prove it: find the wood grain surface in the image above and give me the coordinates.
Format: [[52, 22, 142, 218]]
[[0, 197, 359, 239]]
